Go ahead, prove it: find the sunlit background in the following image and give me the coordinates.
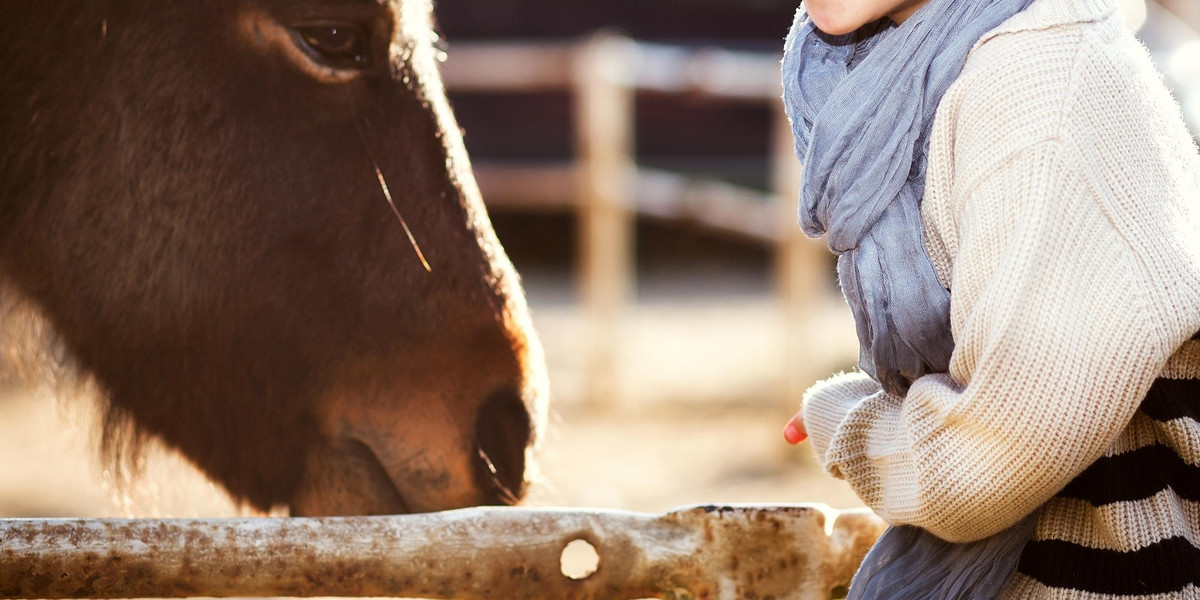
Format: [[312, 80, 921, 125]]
[[1, 0, 1196, 519]]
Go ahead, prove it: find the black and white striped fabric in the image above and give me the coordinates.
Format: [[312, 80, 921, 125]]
[[1013, 376, 1200, 597]]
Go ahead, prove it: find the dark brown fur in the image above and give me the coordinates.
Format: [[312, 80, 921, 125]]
[[0, 0, 547, 515]]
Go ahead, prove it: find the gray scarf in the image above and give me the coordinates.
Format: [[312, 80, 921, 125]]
[[781, 0, 1039, 597], [783, 0, 1034, 396]]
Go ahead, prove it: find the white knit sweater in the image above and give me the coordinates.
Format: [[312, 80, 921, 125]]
[[799, 0, 1200, 596]]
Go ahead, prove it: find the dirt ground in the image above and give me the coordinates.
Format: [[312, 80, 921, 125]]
[[0, 269, 866, 519]]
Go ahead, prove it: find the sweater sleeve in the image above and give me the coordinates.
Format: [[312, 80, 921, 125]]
[[801, 138, 1198, 543]]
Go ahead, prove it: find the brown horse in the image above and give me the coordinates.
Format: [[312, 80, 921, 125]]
[[0, 0, 547, 516]]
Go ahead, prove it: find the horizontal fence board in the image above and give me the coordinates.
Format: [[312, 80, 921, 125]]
[[440, 40, 782, 102], [474, 162, 782, 243], [0, 505, 885, 600]]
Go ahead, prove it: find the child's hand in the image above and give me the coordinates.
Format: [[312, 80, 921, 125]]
[[783, 411, 807, 445]]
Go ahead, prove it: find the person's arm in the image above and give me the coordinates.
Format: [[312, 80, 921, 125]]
[[798, 138, 1199, 543]]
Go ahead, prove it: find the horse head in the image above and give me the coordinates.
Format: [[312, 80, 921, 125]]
[[0, 0, 547, 516]]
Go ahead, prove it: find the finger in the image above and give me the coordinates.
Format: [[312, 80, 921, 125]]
[[783, 412, 807, 445]]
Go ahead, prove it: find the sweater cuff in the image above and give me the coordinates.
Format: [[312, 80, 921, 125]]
[[802, 371, 881, 474]]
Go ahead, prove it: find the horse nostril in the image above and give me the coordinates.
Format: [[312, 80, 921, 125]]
[[473, 388, 532, 505]]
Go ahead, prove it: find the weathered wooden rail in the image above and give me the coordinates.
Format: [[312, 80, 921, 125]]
[[0, 504, 886, 600]]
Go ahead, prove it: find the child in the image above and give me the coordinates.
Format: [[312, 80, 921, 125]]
[[781, 0, 1200, 597]]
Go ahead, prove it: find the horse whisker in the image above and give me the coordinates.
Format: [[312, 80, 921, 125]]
[[370, 162, 432, 272], [477, 447, 521, 505], [355, 119, 432, 273]]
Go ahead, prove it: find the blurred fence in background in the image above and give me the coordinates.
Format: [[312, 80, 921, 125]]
[[441, 36, 824, 409], [439, 0, 1200, 410]]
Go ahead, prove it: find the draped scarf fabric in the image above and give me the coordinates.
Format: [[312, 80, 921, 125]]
[[782, 0, 1038, 598], [783, 0, 1034, 396]]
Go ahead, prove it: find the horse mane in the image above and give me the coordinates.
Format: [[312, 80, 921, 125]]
[[0, 282, 150, 489], [0, 2, 166, 490]]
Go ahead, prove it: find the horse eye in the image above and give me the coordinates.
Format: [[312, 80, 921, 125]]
[[294, 24, 370, 69]]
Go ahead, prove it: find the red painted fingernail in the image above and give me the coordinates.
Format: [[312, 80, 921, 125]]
[[784, 423, 806, 445]]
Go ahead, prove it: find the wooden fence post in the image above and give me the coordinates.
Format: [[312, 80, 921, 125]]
[[771, 104, 828, 408], [573, 35, 636, 410]]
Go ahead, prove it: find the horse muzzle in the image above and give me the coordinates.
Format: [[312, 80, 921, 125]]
[[289, 380, 536, 517]]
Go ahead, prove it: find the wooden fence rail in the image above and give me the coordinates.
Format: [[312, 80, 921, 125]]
[[1, 505, 886, 600]]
